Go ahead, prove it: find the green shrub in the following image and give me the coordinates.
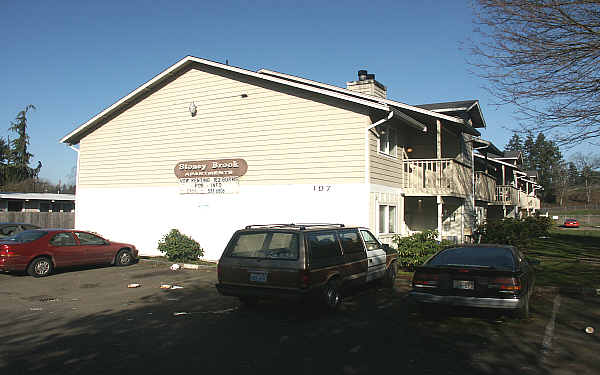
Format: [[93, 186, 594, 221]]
[[476, 216, 552, 249], [158, 229, 204, 262], [392, 230, 452, 270]]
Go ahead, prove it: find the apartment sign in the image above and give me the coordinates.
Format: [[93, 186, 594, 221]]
[[175, 159, 247, 194]]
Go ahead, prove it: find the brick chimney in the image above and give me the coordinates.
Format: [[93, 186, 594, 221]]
[[346, 70, 387, 98]]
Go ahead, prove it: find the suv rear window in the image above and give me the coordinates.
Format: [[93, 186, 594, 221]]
[[228, 232, 299, 260], [427, 247, 516, 270]]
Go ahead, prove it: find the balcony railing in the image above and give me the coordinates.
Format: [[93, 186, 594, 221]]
[[475, 171, 496, 202], [402, 158, 471, 196], [494, 185, 519, 204]]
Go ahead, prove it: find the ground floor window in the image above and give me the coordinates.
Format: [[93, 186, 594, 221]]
[[378, 205, 397, 234]]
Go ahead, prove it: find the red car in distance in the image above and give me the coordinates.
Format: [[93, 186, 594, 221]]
[[564, 219, 580, 228], [0, 229, 138, 277]]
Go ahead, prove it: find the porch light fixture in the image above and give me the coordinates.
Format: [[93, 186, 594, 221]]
[[188, 102, 197, 117], [406, 147, 413, 153]]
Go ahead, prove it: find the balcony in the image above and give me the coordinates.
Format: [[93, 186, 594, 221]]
[[475, 171, 496, 202], [494, 185, 519, 205], [402, 158, 471, 197]]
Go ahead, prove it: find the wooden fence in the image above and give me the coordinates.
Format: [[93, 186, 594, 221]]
[[0, 212, 75, 228]]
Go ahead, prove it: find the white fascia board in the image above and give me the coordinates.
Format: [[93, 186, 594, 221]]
[[60, 56, 390, 145], [258, 69, 464, 125]]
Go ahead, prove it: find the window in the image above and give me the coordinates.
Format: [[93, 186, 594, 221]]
[[308, 231, 342, 260], [50, 232, 77, 246], [360, 230, 381, 251], [427, 247, 516, 271], [228, 232, 299, 260], [378, 205, 398, 234], [378, 124, 397, 157], [75, 232, 106, 245], [338, 229, 364, 254]]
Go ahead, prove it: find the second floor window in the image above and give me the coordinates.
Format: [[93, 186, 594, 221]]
[[378, 125, 397, 157]]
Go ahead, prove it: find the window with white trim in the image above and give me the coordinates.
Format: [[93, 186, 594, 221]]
[[378, 124, 397, 157], [378, 204, 398, 234]]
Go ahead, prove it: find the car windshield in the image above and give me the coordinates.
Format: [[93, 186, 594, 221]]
[[3, 230, 48, 243], [228, 231, 299, 260], [427, 247, 516, 270]]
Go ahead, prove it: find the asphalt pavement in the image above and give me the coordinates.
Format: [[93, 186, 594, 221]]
[[1, 262, 598, 375]]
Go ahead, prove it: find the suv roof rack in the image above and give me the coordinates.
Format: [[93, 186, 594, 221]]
[[244, 223, 346, 230]]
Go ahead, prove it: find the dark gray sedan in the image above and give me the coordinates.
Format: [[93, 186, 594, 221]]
[[0, 223, 40, 239], [409, 244, 536, 318]]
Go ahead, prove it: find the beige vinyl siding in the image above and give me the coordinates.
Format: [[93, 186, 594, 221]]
[[78, 65, 369, 187], [368, 131, 403, 187]]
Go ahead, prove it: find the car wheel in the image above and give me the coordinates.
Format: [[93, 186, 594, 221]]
[[515, 294, 530, 319], [323, 279, 342, 311], [115, 249, 133, 266], [383, 263, 397, 288], [27, 257, 53, 278]]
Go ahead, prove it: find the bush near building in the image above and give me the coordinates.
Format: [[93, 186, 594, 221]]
[[392, 230, 453, 270], [157, 229, 204, 262], [476, 217, 553, 249]]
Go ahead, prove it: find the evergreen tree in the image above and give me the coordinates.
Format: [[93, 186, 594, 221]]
[[505, 133, 523, 154], [534, 133, 562, 202], [6, 105, 41, 182], [522, 131, 536, 171]]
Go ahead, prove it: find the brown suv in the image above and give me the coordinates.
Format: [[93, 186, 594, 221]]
[[216, 224, 398, 309]]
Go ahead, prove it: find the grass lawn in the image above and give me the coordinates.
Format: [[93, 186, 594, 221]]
[[525, 229, 600, 288], [547, 209, 600, 216]]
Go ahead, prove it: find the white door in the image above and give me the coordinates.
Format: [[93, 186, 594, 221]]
[[360, 230, 387, 282]]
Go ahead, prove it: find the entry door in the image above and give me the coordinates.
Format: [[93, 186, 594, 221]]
[[360, 230, 386, 282]]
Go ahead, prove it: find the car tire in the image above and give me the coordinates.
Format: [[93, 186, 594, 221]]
[[515, 294, 530, 319], [27, 257, 53, 278], [115, 249, 133, 266], [323, 279, 342, 311], [383, 263, 397, 288]]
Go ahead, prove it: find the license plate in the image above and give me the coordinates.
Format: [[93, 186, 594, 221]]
[[453, 280, 474, 290], [249, 272, 267, 283]]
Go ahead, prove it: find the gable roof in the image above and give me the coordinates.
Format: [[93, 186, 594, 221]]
[[415, 100, 486, 128], [60, 56, 479, 145]]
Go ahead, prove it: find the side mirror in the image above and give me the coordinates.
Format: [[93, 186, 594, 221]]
[[104, 240, 110, 245]]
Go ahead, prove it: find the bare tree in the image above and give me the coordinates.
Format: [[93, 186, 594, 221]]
[[571, 152, 600, 205], [469, 0, 600, 145]]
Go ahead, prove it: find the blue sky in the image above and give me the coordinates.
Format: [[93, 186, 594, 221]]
[[1, 0, 592, 184]]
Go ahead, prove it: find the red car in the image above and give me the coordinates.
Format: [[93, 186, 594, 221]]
[[564, 219, 580, 228], [0, 229, 138, 277]]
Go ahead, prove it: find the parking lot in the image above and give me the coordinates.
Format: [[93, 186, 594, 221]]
[[1, 262, 599, 375]]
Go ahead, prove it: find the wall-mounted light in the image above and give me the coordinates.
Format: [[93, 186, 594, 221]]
[[188, 102, 197, 117], [406, 147, 414, 153]]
